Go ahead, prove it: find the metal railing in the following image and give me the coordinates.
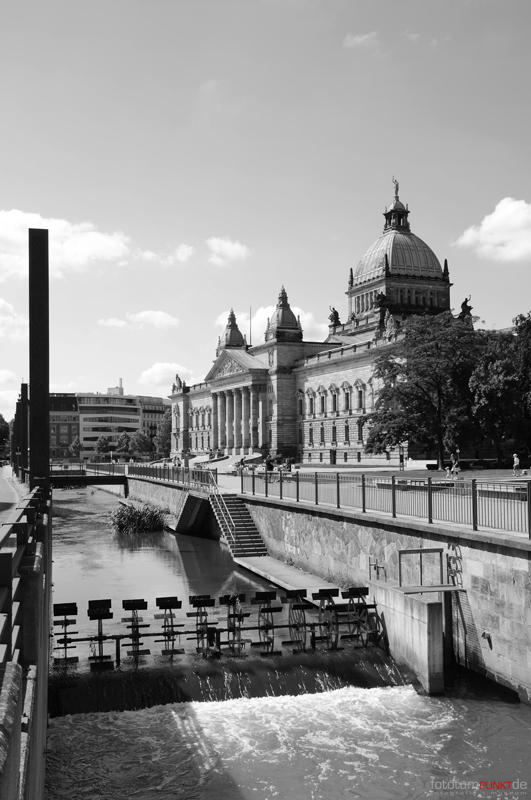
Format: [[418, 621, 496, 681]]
[[206, 472, 237, 550], [89, 462, 218, 490], [240, 472, 531, 537]]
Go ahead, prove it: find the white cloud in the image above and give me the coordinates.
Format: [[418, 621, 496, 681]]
[[206, 237, 251, 266], [0, 390, 19, 421], [216, 303, 328, 343], [0, 298, 28, 340], [97, 311, 179, 330], [97, 317, 128, 328], [139, 362, 193, 386], [402, 30, 420, 43], [343, 31, 379, 50], [0, 209, 198, 280], [0, 369, 17, 386], [455, 198, 531, 262], [126, 311, 179, 329], [0, 210, 131, 281]]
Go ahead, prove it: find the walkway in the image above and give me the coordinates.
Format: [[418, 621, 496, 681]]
[[0, 466, 22, 525], [234, 554, 340, 600]]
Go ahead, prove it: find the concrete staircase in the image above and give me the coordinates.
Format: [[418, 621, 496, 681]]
[[209, 493, 268, 557]]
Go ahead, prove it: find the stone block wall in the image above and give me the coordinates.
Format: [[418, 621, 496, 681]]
[[242, 496, 531, 702]]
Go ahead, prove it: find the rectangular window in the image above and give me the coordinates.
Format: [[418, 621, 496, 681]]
[[320, 395, 325, 414], [344, 424, 350, 443], [60, 426, 68, 434], [332, 424, 337, 443], [345, 393, 350, 411], [50, 436, 57, 445], [298, 398, 303, 416], [51, 425, 56, 434], [298, 427, 303, 443], [309, 398, 314, 415], [309, 427, 313, 445], [358, 390, 363, 410], [320, 425, 325, 444], [332, 394, 337, 412]]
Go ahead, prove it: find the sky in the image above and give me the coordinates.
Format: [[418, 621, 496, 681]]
[[1, 0, 531, 421]]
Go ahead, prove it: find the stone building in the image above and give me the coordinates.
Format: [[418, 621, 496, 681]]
[[170, 183, 451, 466]]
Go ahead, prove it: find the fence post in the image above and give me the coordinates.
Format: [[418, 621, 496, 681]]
[[391, 476, 396, 518], [427, 477, 433, 524], [296, 471, 300, 503], [336, 472, 340, 509], [528, 483, 531, 539], [361, 473, 366, 513], [471, 479, 478, 531], [252, 470, 255, 496], [315, 472, 318, 506], [265, 469, 268, 498], [240, 469, 244, 494], [279, 470, 283, 500]]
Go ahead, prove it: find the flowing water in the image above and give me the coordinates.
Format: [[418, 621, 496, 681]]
[[45, 488, 531, 799]]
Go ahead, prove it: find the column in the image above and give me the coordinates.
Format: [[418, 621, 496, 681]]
[[226, 391, 234, 452], [234, 389, 242, 454], [242, 387, 251, 453], [258, 386, 267, 450], [212, 394, 219, 450], [218, 392, 226, 451], [250, 386, 259, 451]]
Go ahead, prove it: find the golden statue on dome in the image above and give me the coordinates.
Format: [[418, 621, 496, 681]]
[[392, 176, 399, 198]]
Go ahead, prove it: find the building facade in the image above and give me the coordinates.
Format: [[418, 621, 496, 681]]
[[49, 393, 79, 459], [170, 184, 452, 466]]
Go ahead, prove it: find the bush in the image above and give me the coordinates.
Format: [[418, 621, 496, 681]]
[[108, 502, 168, 534]]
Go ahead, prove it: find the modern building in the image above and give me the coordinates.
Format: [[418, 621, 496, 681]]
[[170, 183, 454, 466], [49, 393, 79, 459]]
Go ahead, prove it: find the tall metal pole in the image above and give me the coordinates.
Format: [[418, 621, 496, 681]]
[[29, 229, 50, 494]]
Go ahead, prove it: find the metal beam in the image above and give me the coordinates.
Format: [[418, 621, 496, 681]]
[[28, 229, 49, 493]]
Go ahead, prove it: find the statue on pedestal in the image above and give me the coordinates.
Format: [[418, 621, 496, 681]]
[[328, 307, 340, 326]]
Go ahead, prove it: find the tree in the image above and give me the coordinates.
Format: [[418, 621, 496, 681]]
[[364, 311, 482, 467], [154, 409, 172, 456], [115, 432, 131, 455], [0, 414, 9, 449], [95, 436, 110, 455], [469, 331, 523, 462], [129, 431, 153, 457], [68, 436, 83, 458]]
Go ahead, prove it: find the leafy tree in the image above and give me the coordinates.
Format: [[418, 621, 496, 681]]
[[115, 432, 131, 455], [154, 409, 172, 456], [469, 331, 523, 462], [129, 431, 153, 457], [0, 414, 9, 447], [364, 311, 482, 467], [68, 436, 83, 458], [95, 435, 110, 454]]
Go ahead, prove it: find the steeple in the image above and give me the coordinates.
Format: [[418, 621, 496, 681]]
[[383, 176, 410, 233], [216, 309, 246, 356]]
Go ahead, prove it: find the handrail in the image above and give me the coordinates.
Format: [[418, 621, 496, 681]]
[[205, 469, 237, 549]]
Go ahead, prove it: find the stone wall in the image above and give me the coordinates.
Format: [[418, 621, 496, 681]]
[[242, 496, 531, 702]]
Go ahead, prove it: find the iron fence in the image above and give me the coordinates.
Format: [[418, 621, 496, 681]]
[[240, 471, 531, 538]]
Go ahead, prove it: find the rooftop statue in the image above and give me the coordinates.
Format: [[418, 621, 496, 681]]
[[328, 307, 340, 326], [392, 175, 399, 198], [458, 296, 473, 321]]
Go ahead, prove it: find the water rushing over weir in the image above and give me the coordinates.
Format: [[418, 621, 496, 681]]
[[45, 488, 531, 799]]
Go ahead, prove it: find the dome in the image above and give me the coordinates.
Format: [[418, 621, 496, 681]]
[[265, 287, 302, 342], [353, 229, 443, 286], [386, 199, 406, 212], [217, 309, 245, 353]]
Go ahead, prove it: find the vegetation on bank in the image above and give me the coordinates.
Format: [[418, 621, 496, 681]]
[[108, 502, 168, 534]]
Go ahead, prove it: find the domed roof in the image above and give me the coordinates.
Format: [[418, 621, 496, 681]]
[[265, 287, 302, 342], [218, 309, 245, 352], [386, 198, 406, 212], [353, 229, 443, 286]]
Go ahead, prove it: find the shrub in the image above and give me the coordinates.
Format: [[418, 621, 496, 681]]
[[108, 502, 167, 534]]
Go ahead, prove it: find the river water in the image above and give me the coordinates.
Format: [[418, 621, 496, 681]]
[[45, 488, 531, 800]]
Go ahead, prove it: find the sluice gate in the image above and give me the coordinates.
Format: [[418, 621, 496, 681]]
[[53, 586, 385, 672]]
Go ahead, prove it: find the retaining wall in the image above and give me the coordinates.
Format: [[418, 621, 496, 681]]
[[243, 496, 531, 702]]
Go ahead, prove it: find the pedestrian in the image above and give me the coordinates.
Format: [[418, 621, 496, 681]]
[[445, 462, 452, 479], [513, 453, 520, 477], [451, 453, 460, 479]]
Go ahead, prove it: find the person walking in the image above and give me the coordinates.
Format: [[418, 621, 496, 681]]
[[513, 453, 520, 477], [451, 453, 460, 480]]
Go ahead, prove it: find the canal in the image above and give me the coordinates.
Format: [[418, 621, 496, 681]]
[[45, 487, 531, 799]]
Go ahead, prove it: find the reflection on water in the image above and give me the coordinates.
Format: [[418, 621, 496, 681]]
[[51, 488, 280, 672]]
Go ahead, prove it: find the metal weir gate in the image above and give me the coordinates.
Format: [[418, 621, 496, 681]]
[[53, 586, 384, 670]]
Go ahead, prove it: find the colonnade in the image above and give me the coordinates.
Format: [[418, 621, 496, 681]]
[[212, 385, 267, 454]]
